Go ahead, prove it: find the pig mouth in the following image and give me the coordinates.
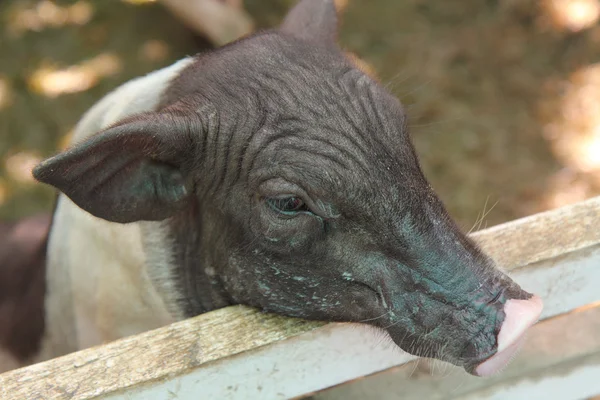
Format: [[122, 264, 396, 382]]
[[374, 292, 543, 376]]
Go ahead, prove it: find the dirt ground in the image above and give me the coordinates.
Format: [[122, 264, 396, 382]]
[[1, 0, 600, 229]]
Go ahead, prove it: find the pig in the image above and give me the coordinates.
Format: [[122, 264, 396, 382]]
[[32, 0, 542, 376], [0, 214, 49, 373]]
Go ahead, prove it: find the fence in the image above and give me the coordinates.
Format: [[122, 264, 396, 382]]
[[1, 197, 599, 400]]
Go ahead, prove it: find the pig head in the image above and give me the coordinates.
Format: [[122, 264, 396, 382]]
[[33, 0, 542, 376]]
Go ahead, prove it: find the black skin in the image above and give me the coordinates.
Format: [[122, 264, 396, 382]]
[[33, 0, 532, 374]]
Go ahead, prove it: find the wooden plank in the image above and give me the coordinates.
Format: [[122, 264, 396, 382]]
[[509, 245, 600, 320], [0, 308, 324, 400], [0, 197, 599, 400], [460, 357, 600, 400], [471, 196, 600, 271], [313, 305, 600, 400], [100, 245, 600, 400]]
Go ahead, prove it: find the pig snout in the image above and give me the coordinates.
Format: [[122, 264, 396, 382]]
[[473, 295, 543, 376], [365, 203, 544, 377], [379, 286, 544, 377]]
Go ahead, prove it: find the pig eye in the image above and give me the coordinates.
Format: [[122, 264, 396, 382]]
[[266, 196, 310, 215]]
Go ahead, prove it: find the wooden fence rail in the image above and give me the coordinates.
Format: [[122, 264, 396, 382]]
[[1, 197, 599, 400]]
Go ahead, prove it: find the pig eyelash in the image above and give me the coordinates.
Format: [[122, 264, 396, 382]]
[[266, 196, 311, 215]]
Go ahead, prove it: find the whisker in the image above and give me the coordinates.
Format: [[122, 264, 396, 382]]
[[397, 79, 433, 101], [408, 357, 420, 378], [450, 377, 466, 395], [478, 198, 499, 232], [468, 196, 488, 234], [382, 315, 411, 330], [478, 196, 490, 232], [358, 311, 391, 323], [468, 196, 498, 235], [383, 69, 416, 92]]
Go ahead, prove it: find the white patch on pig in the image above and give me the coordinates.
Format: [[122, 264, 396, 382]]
[[70, 57, 193, 143], [38, 58, 193, 362]]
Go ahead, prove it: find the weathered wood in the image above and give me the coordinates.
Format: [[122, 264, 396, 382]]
[[102, 245, 600, 400], [472, 195, 600, 271], [0, 197, 599, 400], [0, 308, 323, 399]]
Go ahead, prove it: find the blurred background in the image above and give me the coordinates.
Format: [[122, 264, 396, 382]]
[[1, 0, 600, 229]]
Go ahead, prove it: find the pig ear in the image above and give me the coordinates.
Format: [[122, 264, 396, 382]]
[[280, 0, 338, 43], [33, 113, 196, 224]]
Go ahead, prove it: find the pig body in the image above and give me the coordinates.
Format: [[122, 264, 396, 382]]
[[39, 59, 191, 359], [32, 0, 543, 377], [0, 215, 49, 372]]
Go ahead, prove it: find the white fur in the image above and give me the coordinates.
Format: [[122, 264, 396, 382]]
[[38, 58, 193, 362]]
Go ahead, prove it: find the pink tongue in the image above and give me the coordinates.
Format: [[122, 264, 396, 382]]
[[475, 295, 543, 377]]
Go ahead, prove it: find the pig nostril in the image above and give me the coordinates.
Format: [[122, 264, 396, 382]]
[[486, 289, 504, 306]]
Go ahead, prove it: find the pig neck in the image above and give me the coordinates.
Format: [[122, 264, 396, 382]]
[[38, 58, 196, 361], [142, 204, 234, 319]]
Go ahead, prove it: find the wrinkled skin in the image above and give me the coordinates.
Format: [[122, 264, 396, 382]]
[[33, 0, 533, 374]]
